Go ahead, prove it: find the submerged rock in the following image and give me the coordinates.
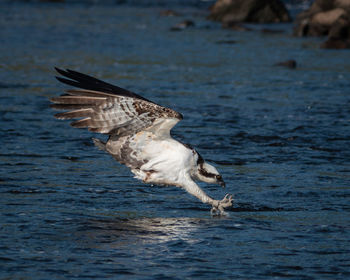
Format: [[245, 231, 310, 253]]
[[274, 59, 297, 69], [170, 20, 195, 31], [160, 9, 180, 17], [222, 21, 252, 31], [260, 28, 284, 34], [215, 39, 237, 44], [209, 0, 291, 24]]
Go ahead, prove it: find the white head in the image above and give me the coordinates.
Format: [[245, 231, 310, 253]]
[[193, 152, 225, 188]]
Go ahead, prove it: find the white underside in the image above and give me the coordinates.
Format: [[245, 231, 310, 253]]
[[130, 132, 195, 186]]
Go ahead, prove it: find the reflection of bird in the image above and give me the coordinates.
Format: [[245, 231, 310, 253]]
[[50, 68, 233, 215]]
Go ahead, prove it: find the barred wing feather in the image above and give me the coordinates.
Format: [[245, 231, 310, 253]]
[[50, 68, 183, 137]]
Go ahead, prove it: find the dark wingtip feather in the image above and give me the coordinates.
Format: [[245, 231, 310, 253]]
[[54, 67, 63, 73], [54, 67, 69, 77], [55, 76, 82, 88], [53, 67, 153, 103]]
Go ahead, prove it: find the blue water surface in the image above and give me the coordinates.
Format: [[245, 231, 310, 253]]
[[0, 1, 349, 279]]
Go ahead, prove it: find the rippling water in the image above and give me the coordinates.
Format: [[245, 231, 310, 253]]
[[1, 1, 350, 279]]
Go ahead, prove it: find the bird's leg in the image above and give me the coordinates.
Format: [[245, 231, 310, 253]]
[[210, 194, 234, 216], [182, 178, 233, 215]]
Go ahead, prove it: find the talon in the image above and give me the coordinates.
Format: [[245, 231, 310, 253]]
[[211, 206, 219, 216], [210, 194, 234, 216]]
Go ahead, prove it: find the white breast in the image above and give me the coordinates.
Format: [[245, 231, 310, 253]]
[[134, 133, 195, 185]]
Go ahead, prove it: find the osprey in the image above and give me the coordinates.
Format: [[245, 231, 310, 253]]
[[50, 68, 233, 215]]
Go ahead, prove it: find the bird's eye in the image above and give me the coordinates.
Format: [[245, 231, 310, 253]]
[[216, 175, 222, 180]]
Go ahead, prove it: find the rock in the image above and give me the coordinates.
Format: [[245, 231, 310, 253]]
[[305, 8, 347, 36], [311, 8, 346, 27], [321, 38, 350, 48], [222, 21, 252, 31], [209, 0, 291, 24], [160, 10, 180, 17], [294, 0, 350, 48], [328, 15, 350, 38], [311, 0, 334, 12], [274, 60, 297, 69], [170, 20, 195, 31], [321, 15, 350, 48], [215, 39, 237, 44], [261, 28, 284, 34], [335, 0, 350, 11]]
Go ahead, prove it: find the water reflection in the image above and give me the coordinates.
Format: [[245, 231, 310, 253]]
[[77, 217, 206, 248]]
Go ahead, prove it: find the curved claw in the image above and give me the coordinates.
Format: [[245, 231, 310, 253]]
[[210, 194, 234, 216]]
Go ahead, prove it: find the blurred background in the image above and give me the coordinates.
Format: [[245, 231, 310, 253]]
[[1, 0, 349, 279]]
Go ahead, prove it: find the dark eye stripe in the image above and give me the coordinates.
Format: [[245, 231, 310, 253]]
[[198, 166, 217, 178]]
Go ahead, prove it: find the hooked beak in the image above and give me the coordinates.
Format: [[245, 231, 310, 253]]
[[219, 179, 226, 188]]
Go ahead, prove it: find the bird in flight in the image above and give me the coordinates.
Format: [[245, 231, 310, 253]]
[[50, 68, 233, 215]]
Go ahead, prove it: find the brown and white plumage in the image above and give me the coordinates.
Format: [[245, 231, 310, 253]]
[[50, 68, 233, 215]]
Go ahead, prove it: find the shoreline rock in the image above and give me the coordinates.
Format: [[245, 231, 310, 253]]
[[294, 0, 350, 49], [208, 0, 291, 24]]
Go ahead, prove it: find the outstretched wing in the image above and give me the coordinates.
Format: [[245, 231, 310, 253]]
[[50, 68, 183, 137]]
